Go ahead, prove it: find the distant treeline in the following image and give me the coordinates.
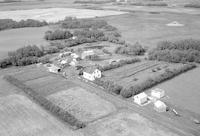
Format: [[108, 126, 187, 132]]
[[184, 3, 200, 8], [0, 19, 48, 31], [4, 75, 86, 129], [74, 0, 114, 4], [149, 39, 200, 63], [115, 42, 146, 56]]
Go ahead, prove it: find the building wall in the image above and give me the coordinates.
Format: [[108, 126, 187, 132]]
[[83, 72, 95, 81]]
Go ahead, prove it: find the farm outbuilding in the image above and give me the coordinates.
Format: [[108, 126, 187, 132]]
[[151, 88, 165, 99], [134, 92, 148, 105], [154, 100, 167, 112], [48, 64, 61, 73], [83, 67, 102, 81], [81, 50, 95, 59]]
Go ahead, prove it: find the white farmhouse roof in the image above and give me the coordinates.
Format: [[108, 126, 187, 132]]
[[166, 21, 184, 27], [135, 92, 147, 99]]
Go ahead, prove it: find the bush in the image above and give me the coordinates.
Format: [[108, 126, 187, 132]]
[[0, 19, 48, 31], [4, 75, 86, 129], [73, 29, 105, 40], [94, 79, 122, 95], [44, 30, 73, 40], [85, 54, 100, 61], [149, 39, 200, 63], [38, 55, 51, 64], [120, 88, 132, 98], [0, 58, 12, 68], [115, 42, 146, 56]]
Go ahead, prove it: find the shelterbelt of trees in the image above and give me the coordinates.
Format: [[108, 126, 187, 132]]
[[149, 39, 200, 63], [0, 19, 48, 31]]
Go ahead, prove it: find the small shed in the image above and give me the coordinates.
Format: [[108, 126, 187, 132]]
[[151, 88, 165, 99], [154, 100, 167, 112], [83, 66, 102, 81], [81, 50, 95, 59], [48, 64, 61, 73], [134, 92, 148, 105]]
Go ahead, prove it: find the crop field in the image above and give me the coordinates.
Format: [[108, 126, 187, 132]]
[[0, 8, 127, 23], [0, 94, 82, 136], [102, 60, 181, 87], [25, 75, 77, 96], [148, 67, 200, 114], [47, 87, 116, 122], [0, 26, 49, 59], [13, 66, 50, 82], [83, 109, 179, 136], [103, 12, 200, 48]]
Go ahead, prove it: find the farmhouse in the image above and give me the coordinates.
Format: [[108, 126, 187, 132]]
[[48, 64, 61, 73], [81, 50, 95, 59], [134, 92, 148, 105], [154, 100, 167, 112], [151, 88, 165, 99], [83, 66, 102, 81]]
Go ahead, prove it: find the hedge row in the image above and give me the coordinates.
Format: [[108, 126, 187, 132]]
[[94, 79, 122, 95], [94, 63, 196, 98], [98, 58, 141, 71], [4, 75, 86, 129]]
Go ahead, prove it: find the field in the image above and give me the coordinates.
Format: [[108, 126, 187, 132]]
[[103, 12, 200, 48], [47, 87, 116, 122], [0, 26, 49, 59], [102, 60, 184, 88], [0, 8, 127, 22], [83, 110, 179, 136], [0, 94, 82, 136], [147, 67, 200, 114]]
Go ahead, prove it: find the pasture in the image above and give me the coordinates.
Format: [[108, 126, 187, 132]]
[[103, 12, 200, 48], [0, 94, 82, 136], [47, 87, 116, 122], [148, 67, 200, 114], [0, 26, 49, 59], [84, 110, 179, 136]]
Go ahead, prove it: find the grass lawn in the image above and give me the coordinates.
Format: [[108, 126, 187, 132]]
[[147, 66, 200, 114]]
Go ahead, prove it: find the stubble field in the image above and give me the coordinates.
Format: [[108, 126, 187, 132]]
[[0, 94, 82, 136]]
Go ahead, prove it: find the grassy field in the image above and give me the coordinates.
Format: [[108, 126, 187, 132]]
[[83, 109, 179, 136], [0, 94, 82, 136], [147, 67, 200, 114], [0, 8, 127, 22], [47, 87, 116, 122], [103, 12, 200, 48], [0, 26, 49, 59]]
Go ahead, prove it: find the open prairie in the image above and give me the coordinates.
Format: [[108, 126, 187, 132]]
[[0, 8, 127, 22], [0, 94, 82, 136], [0, 26, 49, 59], [103, 12, 200, 48], [83, 110, 179, 136], [47, 87, 116, 122], [148, 67, 200, 114]]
